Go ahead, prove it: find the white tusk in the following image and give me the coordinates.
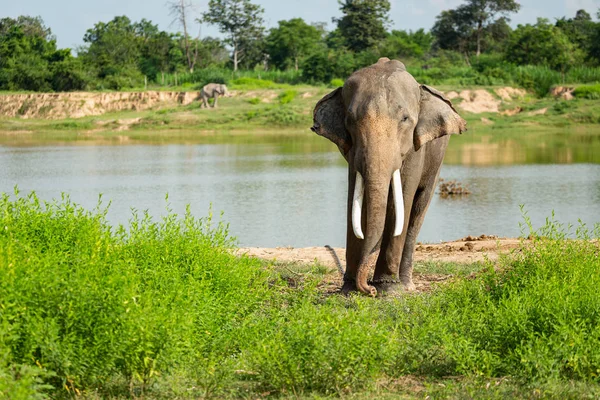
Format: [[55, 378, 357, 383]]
[[352, 172, 365, 240], [392, 169, 404, 237]]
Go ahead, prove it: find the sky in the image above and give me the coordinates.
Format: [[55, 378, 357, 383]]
[[3, 0, 600, 50]]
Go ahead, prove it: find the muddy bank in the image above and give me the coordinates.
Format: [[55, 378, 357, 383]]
[[0, 91, 202, 119]]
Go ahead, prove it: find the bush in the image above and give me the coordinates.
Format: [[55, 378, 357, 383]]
[[329, 78, 344, 87], [278, 89, 298, 104], [0, 191, 274, 397], [573, 84, 600, 99], [3, 191, 600, 397], [230, 77, 279, 89]]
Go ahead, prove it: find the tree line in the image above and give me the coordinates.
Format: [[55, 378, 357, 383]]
[[1, 0, 600, 92]]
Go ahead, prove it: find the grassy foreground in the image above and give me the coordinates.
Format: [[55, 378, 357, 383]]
[[1, 191, 600, 399]]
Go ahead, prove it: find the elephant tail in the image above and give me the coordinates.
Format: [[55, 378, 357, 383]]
[[325, 245, 345, 277]]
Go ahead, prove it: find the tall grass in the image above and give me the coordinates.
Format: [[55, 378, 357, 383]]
[[160, 68, 302, 88], [1, 191, 600, 398]]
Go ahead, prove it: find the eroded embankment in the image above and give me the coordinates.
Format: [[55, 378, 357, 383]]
[[0, 91, 202, 119]]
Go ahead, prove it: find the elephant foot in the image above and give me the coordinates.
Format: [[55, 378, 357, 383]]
[[371, 276, 416, 295], [341, 279, 357, 295]]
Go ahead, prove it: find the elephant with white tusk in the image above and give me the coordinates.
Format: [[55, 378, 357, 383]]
[[311, 58, 467, 296], [200, 83, 228, 108]]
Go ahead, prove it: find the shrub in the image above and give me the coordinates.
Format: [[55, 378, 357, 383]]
[[3, 190, 600, 397], [573, 84, 600, 99], [229, 77, 278, 89], [247, 97, 261, 105], [278, 89, 298, 104], [329, 78, 344, 87], [0, 191, 274, 397]]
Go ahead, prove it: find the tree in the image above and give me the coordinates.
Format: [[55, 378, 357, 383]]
[[81, 16, 141, 74], [0, 16, 86, 91], [380, 29, 433, 59], [167, 0, 200, 72], [462, 0, 520, 57], [266, 19, 323, 70], [555, 9, 597, 60], [588, 10, 600, 64], [335, 0, 390, 52], [202, 0, 265, 71], [431, 8, 475, 63], [505, 18, 584, 72]]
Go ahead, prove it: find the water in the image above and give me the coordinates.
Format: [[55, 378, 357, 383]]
[[1, 137, 599, 246]]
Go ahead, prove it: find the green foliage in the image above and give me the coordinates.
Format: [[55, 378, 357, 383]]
[[230, 77, 277, 89], [266, 18, 323, 71], [247, 97, 261, 105], [506, 18, 585, 72], [0, 17, 87, 92], [573, 84, 600, 99], [380, 29, 433, 59], [202, 0, 266, 71], [0, 191, 273, 397], [300, 49, 372, 83], [245, 105, 308, 126], [2, 192, 600, 397], [330, 78, 344, 87], [335, 0, 390, 52], [278, 89, 298, 104]]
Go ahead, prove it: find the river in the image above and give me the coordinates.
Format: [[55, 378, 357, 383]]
[[1, 132, 599, 246]]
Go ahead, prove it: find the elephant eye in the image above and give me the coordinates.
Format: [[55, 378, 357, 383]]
[[401, 115, 409, 122]]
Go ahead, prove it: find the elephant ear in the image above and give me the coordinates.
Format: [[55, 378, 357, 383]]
[[414, 85, 466, 151], [311, 88, 351, 158]]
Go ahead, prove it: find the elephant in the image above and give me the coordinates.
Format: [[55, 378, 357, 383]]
[[200, 83, 228, 108], [311, 58, 466, 296]]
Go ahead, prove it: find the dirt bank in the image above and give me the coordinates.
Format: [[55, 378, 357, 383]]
[[445, 87, 527, 114], [0, 91, 202, 119], [239, 236, 521, 267], [238, 236, 523, 293]]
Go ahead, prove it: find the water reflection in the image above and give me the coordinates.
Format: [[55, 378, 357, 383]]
[[1, 130, 599, 247]]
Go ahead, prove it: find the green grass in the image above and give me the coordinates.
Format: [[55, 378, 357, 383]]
[[1, 191, 600, 398], [573, 84, 600, 100]]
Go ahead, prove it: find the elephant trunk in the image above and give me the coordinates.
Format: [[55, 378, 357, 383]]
[[353, 168, 404, 296]]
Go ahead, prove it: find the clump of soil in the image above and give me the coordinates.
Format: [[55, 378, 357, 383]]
[[494, 87, 527, 102], [454, 89, 501, 113], [551, 86, 575, 100], [500, 106, 523, 116], [445, 87, 527, 114], [438, 178, 471, 196]]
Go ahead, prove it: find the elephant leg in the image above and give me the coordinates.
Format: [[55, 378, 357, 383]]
[[201, 92, 208, 108], [398, 138, 448, 290], [372, 179, 417, 294], [213, 93, 219, 108], [343, 166, 363, 294], [398, 184, 437, 290]]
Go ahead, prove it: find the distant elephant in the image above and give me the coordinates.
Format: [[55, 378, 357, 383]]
[[200, 83, 228, 108], [311, 58, 466, 296]]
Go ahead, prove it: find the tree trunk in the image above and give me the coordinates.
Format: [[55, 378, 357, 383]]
[[476, 19, 482, 58], [233, 48, 238, 72]]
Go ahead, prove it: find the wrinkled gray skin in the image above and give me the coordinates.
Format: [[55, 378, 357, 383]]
[[311, 58, 466, 296], [200, 83, 228, 108]]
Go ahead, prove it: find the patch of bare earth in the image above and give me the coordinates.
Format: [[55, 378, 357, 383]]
[[445, 87, 527, 114], [237, 235, 523, 293], [0, 91, 201, 119]]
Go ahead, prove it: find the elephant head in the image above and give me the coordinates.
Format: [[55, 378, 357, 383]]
[[219, 84, 229, 97], [311, 58, 466, 295]]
